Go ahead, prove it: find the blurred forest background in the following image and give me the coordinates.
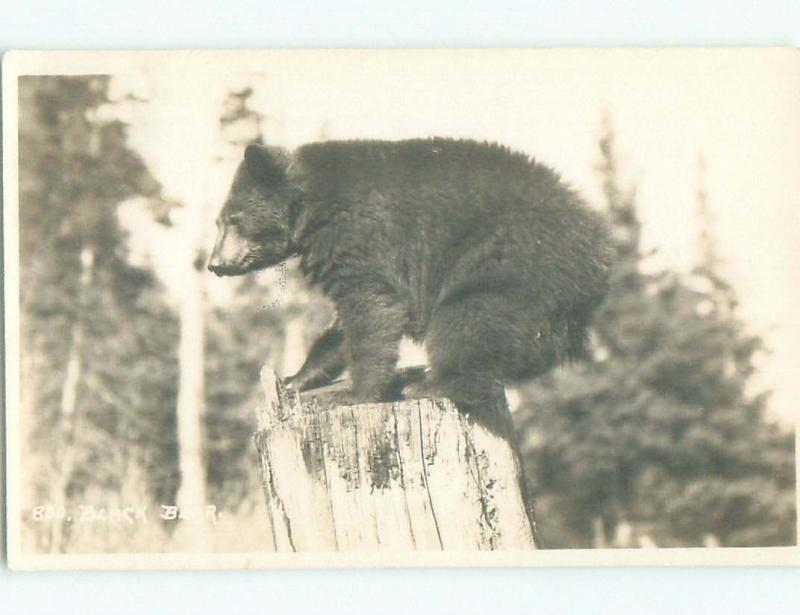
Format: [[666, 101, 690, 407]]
[[16, 75, 796, 553]]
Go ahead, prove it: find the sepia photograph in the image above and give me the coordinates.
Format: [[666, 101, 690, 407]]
[[3, 49, 799, 569]]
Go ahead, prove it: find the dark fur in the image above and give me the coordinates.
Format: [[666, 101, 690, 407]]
[[209, 138, 613, 425]]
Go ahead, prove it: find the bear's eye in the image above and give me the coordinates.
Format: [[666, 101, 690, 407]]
[[227, 213, 243, 227]]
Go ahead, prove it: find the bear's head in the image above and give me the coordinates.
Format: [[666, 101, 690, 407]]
[[208, 143, 297, 276]]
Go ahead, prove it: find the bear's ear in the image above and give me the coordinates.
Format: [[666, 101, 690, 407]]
[[244, 143, 288, 183]]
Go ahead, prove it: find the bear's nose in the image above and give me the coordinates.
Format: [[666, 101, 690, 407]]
[[207, 261, 222, 276], [207, 249, 221, 271]]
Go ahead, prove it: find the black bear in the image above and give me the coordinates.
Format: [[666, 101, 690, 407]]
[[208, 138, 613, 425]]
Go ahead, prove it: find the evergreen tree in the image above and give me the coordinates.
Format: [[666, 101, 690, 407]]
[[18, 76, 180, 552], [515, 120, 796, 548]]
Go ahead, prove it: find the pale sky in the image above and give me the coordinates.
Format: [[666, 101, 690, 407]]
[[97, 49, 799, 422]]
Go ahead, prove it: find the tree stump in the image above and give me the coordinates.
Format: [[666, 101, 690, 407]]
[[253, 366, 537, 551]]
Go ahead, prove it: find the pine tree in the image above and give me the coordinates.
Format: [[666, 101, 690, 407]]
[[515, 120, 796, 548], [18, 76, 179, 552]]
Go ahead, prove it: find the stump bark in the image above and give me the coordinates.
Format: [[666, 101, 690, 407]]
[[253, 366, 537, 551]]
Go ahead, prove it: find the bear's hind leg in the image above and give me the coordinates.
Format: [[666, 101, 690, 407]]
[[414, 292, 562, 429]]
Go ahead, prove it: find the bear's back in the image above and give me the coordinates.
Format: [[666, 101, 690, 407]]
[[294, 138, 561, 204]]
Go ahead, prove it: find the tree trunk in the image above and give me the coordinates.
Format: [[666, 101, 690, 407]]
[[49, 246, 94, 553], [253, 367, 537, 551], [174, 256, 209, 549]]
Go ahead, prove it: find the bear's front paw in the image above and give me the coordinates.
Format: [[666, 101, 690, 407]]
[[306, 388, 370, 407], [285, 369, 338, 393], [283, 374, 304, 391]]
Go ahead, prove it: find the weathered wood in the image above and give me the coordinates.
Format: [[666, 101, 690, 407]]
[[253, 366, 537, 551]]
